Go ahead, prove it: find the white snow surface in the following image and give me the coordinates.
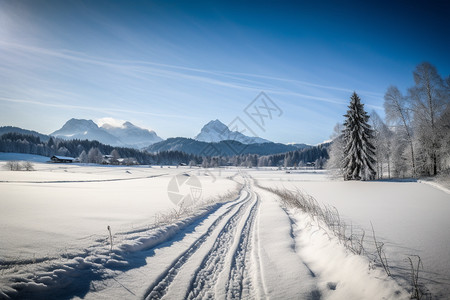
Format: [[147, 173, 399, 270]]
[[0, 164, 448, 299], [254, 169, 450, 299]]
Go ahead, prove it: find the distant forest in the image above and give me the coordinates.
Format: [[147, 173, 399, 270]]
[[0, 132, 328, 168]]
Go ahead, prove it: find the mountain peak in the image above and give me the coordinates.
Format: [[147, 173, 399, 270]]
[[201, 119, 228, 133], [51, 119, 119, 144], [57, 119, 100, 132], [194, 119, 270, 144], [207, 119, 224, 125], [64, 118, 97, 128], [122, 121, 134, 128]]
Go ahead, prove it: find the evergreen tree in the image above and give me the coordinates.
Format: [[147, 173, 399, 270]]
[[342, 92, 376, 180]]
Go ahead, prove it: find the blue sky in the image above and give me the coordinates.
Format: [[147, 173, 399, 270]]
[[0, 0, 449, 144]]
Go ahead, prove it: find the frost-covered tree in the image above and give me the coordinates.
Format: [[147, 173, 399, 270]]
[[326, 123, 345, 177], [370, 111, 392, 179], [201, 157, 209, 168], [110, 149, 120, 165], [391, 136, 408, 177], [88, 147, 103, 164], [437, 104, 450, 170], [22, 161, 34, 171], [258, 156, 269, 167], [384, 86, 415, 177], [78, 150, 88, 163], [189, 160, 196, 168], [284, 152, 292, 168], [5, 161, 21, 171], [408, 62, 449, 175], [57, 146, 70, 156], [315, 157, 325, 169], [342, 92, 376, 181]]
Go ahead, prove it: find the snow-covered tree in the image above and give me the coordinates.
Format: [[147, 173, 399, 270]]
[[78, 150, 88, 163], [408, 62, 449, 175], [326, 123, 345, 176], [88, 147, 103, 164], [314, 157, 325, 169], [5, 161, 21, 171], [370, 111, 392, 179], [57, 146, 69, 156], [201, 157, 209, 168], [437, 104, 450, 170], [384, 85, 415, 177], [390, 132, 408, 178], [342, 92, 376, 181], [284, 152, 292, 168], [258, 156, 268, 167], [22, 161, 34, 171], [110, 149, 120, 165]]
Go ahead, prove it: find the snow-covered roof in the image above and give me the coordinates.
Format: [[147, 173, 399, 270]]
[[51, 155, 75, 160]]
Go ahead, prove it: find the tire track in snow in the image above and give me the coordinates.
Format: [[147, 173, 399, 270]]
[[142, 192, 251, 300], [185, 192, 254, 299], [225, 192, 259, 300], [252, 193, 269, 300]]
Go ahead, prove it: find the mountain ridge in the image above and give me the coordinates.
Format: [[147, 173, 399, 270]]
[[51, 118, 162, 149], [1, 119, 314, 156], [0, 126, 51, 142], [145, 137, 299, 156]]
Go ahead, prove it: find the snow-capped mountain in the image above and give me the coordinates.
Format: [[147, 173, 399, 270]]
[[51, 119, 162, 148], [101, 121, 162, 149], [194, 119, 270, 144], [51, 119, 120, 146]]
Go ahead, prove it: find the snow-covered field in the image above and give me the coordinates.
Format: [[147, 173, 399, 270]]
[[0, 156, 448, 299], [253, 169, 450, 299]]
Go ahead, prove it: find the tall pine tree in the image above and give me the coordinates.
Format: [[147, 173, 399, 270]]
[[343, 92, 376, 180]]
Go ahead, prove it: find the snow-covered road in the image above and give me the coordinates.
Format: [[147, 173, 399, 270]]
[[81, 177, 406, 300]]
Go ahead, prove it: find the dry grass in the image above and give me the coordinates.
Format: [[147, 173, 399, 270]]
[[153, 183, 243, 227], [258, 184, 431, 298]]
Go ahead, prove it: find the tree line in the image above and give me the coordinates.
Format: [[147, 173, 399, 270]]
[[328, 62, 450, 179], [0, 133, 202, 165], [199, 145, 329, 168], [0, 132, 329, 168]]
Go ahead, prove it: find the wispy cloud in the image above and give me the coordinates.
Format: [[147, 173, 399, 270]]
[[96, 117, 126, 128], [0, 96, 195, 119], [0, 41, 381, 107], [0, 39, 385, 144]]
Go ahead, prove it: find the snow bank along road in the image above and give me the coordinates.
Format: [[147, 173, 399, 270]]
[[1, 175, 407, 299]]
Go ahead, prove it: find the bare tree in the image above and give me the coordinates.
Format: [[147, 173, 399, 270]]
[[436, 103, 450, 171], [5, 161, 21, 171], [22, 161, 34, 171], [408, 62, 449, 175], [390, 130, 409, 178], [384, 86, 416, 177], [326, 123, 345, 177], [370, 111, 392, 179]]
